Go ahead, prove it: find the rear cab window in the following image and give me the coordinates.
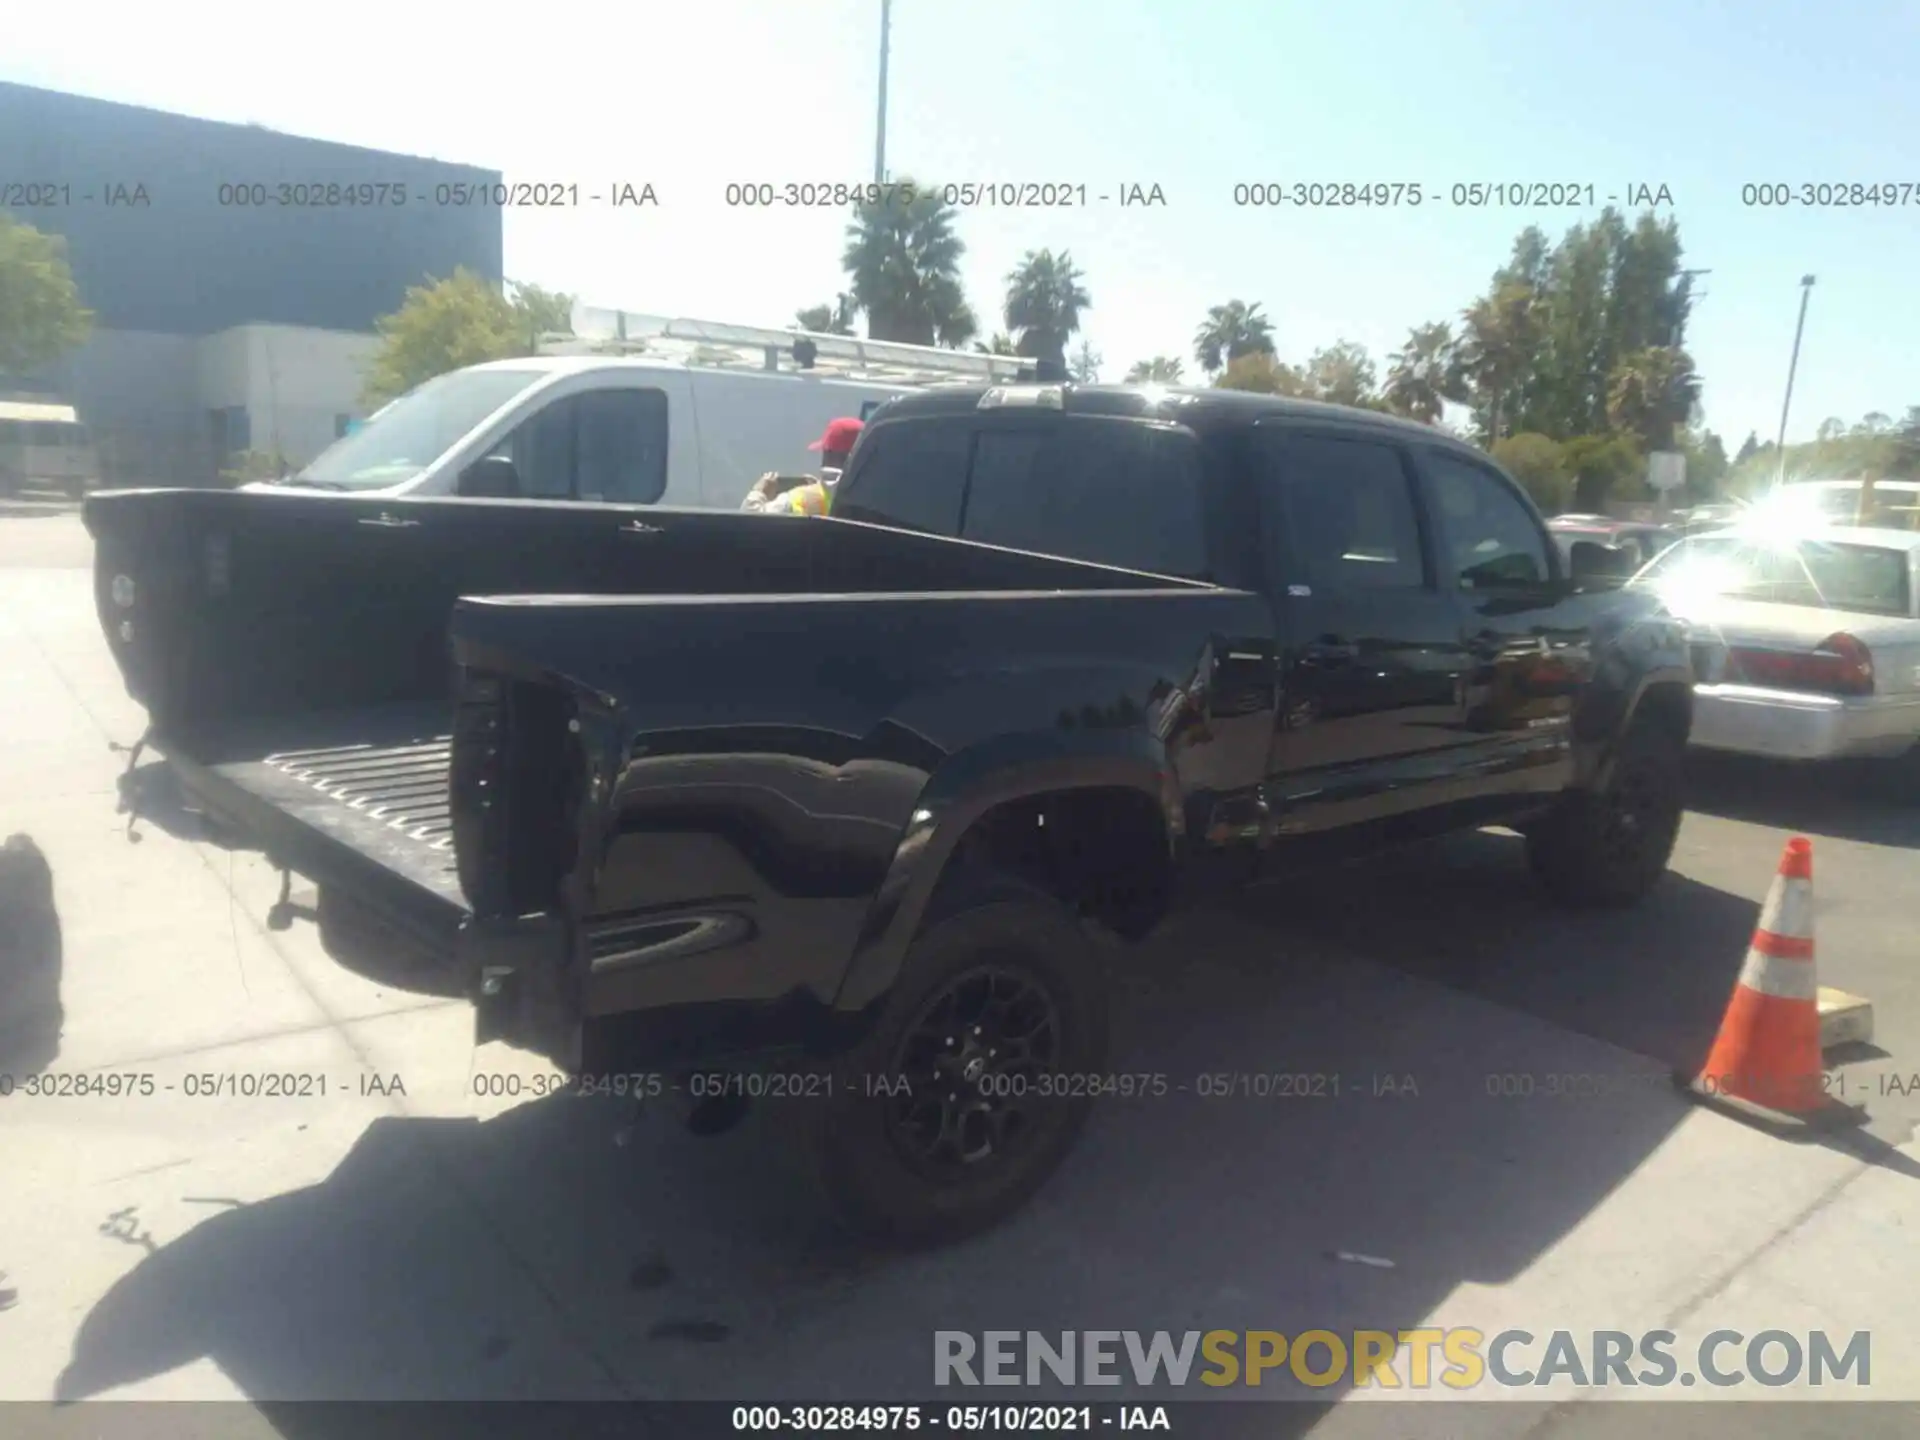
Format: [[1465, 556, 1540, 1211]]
[[834, 410, 1214, 579], [961, 416, 1211, 578], [830, 418, 974, 535]]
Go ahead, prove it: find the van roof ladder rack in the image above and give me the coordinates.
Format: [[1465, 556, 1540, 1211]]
[[537, 306, 1031, 387]]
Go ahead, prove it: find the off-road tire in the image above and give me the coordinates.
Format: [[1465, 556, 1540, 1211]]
[[1527, 710, 1686, 908], [796, 873, 1109, 1247]]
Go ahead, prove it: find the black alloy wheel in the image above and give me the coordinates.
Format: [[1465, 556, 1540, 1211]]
[[885, 964, 1063, 1177]]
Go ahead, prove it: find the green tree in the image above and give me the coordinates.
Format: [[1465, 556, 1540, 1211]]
[[1604, 346, 1700, 454], [1457, 280, 1542, 442], [1302, 340, 1380, 408], [363, 270, 574, 407], [1892, 407, 1920, 477], [1193, 300, 1275, 374], [842, 179, 977, 348], [0, 215, 94, 378], [1068, 339, 1102, 383], [1733, 431, 1761, 466], [973, 333, 1019, 356], [1815, 416, 1848, 443], [1561, 432, 1644, 511], [1462, 209, 1695, 445], [1125, 356, 1186, 383], [1003, 249, 1091, 372], [1490, 432, 1573, 514], [795, 294, 857, 335], [1854, 411, 1892, 436], [1383, 321, 1460, 424], [1214, 352, 1309, 396], [1681, 428, 1730, 500], [510, 282, 575, 346]]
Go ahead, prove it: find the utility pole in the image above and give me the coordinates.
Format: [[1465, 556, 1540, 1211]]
[[874, 0, 892, 186], [1774, 274, 1815, 485]]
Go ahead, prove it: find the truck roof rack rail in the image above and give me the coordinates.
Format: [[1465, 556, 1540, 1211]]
[[537, 305, 1031, 387]]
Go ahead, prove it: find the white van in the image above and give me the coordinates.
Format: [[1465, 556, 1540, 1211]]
[[0, 398, 103, 498], [249, 311, 1026, 508]]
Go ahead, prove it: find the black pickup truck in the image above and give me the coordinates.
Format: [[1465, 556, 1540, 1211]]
[[86, 383, 1692, 1244]]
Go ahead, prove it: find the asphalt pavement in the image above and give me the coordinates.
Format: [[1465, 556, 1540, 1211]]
[[1, 510, 1916, 1436]]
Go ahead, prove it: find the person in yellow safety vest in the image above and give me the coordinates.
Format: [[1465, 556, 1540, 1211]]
[[741, 417, 864, 516]]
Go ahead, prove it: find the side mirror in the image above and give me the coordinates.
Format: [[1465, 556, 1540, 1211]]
[[459, 456, 520, 498], [1568, 540, 1631, 587]]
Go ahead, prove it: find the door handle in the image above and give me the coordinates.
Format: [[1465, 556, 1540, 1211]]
[[618, 519, 663, 536], [357, 511, 419, 529], [1300, 638, 1359, 667]]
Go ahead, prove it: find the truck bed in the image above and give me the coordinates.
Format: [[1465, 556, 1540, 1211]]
[[165, 702, 471, 931]]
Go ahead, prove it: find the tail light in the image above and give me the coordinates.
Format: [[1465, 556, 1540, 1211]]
[[1727, 632, 1874, 696]]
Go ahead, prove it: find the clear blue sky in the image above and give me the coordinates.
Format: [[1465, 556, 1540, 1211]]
[[8, 0, 1918, 446]]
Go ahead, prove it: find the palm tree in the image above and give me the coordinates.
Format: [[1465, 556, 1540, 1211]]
[[1003, 249, 1092, 372], [1193, 300, 1275, 375], [1125, 356, 1186, 383], [1383, 321, 1461, 425], [1068, 340, 1102, 383], [795, 294, 857, 336], [1456, 282, 1541, 443], [974, 333, 1019, 356], [842, 178, 978, 348]]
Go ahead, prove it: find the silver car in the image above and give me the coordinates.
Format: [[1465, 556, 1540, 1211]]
[[1628, 526, 1920, 775]]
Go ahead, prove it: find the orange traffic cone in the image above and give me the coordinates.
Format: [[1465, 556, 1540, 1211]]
[[1678, 836, 1864, 1133]]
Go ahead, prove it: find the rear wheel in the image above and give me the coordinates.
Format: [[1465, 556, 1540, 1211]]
[[795, 874, 1108, 1247], [1527, 710, 1686, 907]]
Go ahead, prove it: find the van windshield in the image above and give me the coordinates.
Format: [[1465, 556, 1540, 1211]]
[[290, 368, 544, 490]]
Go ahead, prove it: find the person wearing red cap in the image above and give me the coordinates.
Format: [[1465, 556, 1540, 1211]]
[[742, 416, 864, 515]]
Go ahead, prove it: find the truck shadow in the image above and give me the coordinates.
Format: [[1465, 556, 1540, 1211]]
[[1229, 827, 1756, 1075], [55, 875, 1743, 1427], [1683, 752, 1920, 851], [0, 832, 64, 1075]]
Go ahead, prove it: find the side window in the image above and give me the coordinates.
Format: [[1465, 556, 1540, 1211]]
[[495, 399, 574, 499], [830, 421, 972, 535], [576, 388, 668, 503], [1421, 451, 1553, 589], [962, 418, 1210, 577], [1255, 432, 1425, 590]]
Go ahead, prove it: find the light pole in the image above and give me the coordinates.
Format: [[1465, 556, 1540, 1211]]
[[1773, 274, 1815, 484], [874, 0, 892, 186]]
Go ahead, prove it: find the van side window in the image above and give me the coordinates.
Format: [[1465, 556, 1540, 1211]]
[[831, 420, 972, 535], [963, 418, 1210, 578], [488, 388, 669, 502], [500, 402, 573, 499], [576, 389, 668, 504]]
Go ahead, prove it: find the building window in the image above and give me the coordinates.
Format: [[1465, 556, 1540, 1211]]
[[208, 406, 251, 455]]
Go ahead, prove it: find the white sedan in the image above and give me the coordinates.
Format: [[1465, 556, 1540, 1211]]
[[1626, 525, 1920, 778]]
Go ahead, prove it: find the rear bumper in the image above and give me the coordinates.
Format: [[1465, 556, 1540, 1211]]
[[1689, 685, 1920, 761]]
